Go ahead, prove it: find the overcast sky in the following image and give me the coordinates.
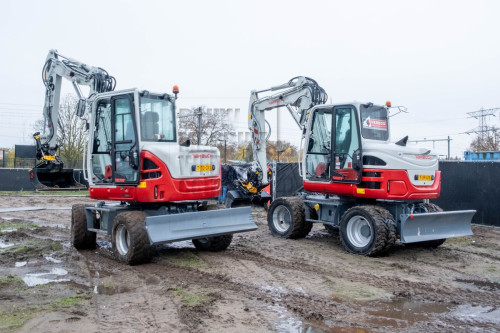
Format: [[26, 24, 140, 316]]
[[1, 0, 499, 158]]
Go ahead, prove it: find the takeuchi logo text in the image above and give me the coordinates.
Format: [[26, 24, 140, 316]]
[[415, 155, 433, 160], [193, 154, 213, 158]]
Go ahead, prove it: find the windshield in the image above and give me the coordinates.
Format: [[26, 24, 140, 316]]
[[360, 104, 389, 141], [139, 95, 176, 142]]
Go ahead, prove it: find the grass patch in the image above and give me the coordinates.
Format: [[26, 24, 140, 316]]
[[486, 265, 498, 273], [169, 251, 205, 269], [0, 276, 23, 286], [3, 239, 63, 256], [0, 222, 38, 232], [171, 287, 211, 306], [0, 309, 34, 332], [50, 294, 85, 310]]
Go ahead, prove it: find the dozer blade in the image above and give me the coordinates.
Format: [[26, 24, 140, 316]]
[[29, 168, 86, 191], [400, 210, 475, 244], [145, 206, 257, 245]]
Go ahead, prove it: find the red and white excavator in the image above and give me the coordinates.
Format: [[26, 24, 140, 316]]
[[232, 76, 474, 255], [32, 49, 256, 264]]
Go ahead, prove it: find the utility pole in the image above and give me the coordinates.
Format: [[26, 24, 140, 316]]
[[196, 107, 203, 145]]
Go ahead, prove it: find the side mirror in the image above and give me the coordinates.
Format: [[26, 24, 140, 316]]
[[352, 149, 362, 171]]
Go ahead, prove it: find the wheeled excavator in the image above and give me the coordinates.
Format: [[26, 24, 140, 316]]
[[236, 76, 474, 256], [33, 49, 257, 264]]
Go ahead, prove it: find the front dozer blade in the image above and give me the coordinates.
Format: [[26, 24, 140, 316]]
[[29, 168, 86, 190], [400, 210, 475, 244], [145, 206, 257, 245]]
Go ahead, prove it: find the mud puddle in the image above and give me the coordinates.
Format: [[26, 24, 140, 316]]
[[455, 278, 500, 292]]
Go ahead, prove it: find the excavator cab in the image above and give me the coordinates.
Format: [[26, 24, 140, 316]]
[[304, 106, 362, 186]]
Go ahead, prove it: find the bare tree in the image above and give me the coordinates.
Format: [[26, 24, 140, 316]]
[[266, 140, 299, 162], [469, 128, 500, 151], [34, 94, 88, 168], [177, 107, 235, 146], [232, 140, 298, 163]]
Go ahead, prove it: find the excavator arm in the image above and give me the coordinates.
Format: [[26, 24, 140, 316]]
[[31, 49, 115, 189], [248, 76, 328, 187], [226, 77, 327, 206]]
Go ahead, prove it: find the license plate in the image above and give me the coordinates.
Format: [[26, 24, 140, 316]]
[[418, 174, 432, 181], [195, 164, 213, 172]]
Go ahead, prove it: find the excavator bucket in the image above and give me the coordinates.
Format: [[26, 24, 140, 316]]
[[145, 206, 257, 244], [29, 168, 86, 190], [400, 210, 475, 244]]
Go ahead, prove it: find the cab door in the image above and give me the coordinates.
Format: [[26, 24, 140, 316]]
[[331, 105, 362, 183], [111, 94, 139, 185]]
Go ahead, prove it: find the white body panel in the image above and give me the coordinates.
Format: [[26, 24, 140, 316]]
[[363, 141, 438, 186], [143, 143, 220, 178]]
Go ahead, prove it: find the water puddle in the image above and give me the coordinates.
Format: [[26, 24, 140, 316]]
[[455, 278, 500, 292], [260, 285, 327, 332], [366, 299, 451, 327], [1, 228, 18, 233], [45, 256, 62, 264], [450, 304, 500, 324], [22, 267, 70, 286], [0, 206, 46, 213], [0, 239, 17, 249], [270, 303, 304, 332]]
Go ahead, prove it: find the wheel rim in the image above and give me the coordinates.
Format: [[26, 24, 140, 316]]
[[346, 216, 372, 248], [115, 224, 130, 256], [272, 205, 291, 233]]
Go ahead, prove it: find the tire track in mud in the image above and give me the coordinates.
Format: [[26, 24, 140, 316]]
[[226, 242, 500, 307], [80, 251, 174, 333], [137, 258, 352, 328]]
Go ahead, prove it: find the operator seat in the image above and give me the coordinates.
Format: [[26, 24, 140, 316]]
[[142, 111, 159, 139]]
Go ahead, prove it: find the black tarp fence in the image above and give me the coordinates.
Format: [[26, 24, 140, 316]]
[[434, 161, 500, 227], [272, 162, 303, 199]]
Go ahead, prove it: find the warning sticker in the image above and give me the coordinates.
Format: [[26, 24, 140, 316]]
[[363, 117, 387, 130]]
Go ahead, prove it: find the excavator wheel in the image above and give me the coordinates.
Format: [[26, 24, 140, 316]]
[[71, 204, 96, 250], [407, 203, 446, 248], [372, 206, 397, 252], [339, 205, 389, 256], [111, 211, 152, 265], [192, 234, 233, 251], [267, 197, 312, 239]]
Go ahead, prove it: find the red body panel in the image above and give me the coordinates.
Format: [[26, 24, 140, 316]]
[[89, 151, 221, 202], [303, 169, 441, 200]]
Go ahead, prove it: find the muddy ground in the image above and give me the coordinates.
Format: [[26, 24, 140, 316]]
[[0, 194, 499, 333]]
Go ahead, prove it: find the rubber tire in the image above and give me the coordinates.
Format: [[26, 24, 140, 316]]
[[409, 203, 446, 248], [372, 206, 397, 252], [111, 211, 152, 265], [267, 197, 312, 239], [339, 205, 388, 256], [71, 204, 96, 250], [192, 234, 233, 251]]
